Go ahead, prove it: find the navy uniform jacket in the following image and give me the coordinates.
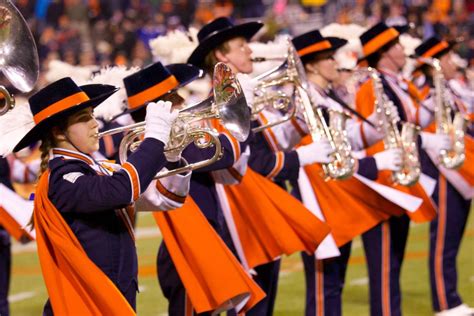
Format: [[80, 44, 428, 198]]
[[0, 158, 12, 246], [47, 138, 166, 298]]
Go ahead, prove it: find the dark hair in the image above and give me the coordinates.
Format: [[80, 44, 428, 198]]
[[38, 118, 69, 178], [302, 50, 335, 65], [366, 39, 399, 68]]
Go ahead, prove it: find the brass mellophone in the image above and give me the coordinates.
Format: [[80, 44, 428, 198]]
[[0, 0, 39, 116], [97, 62, 251, 178], [249, 40, 305, 132], [254, 40, 356, 180]]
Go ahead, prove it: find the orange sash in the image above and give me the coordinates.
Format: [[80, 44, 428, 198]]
[[302, 162, 402, 246], [458, 135, 474, 186], [153, 197, 265, 314], [363, 141, 437, 223], [34, 171, 135, 315], [222, 168, 331, 269]]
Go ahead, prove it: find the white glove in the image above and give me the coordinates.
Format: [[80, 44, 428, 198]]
[[296, 138, 335, 166], [144, 101, 179, 145], [373, 148, 403, 171], [421, 132, 451, 152], [236, 73, 256, 106], [165, 149, 181, 162]]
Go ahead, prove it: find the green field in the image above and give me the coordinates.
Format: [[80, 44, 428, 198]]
[[9, 211, 473, 315]]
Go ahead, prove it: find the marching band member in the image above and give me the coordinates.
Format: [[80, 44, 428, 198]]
[[121, 60, 264, 313], [0, 158, 13, 316], [354, 22, 442, 316], [12, 78, 180, 315], [289, 29, 416, 316], [413, 37, 474, 316], [188, 17, 332, 315]]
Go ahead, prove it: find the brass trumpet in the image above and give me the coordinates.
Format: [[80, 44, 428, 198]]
[[0, 0, 39, 115], [97, 62, 250, 179], [253, 41, 357, 180], [250, 39, 306, 132]]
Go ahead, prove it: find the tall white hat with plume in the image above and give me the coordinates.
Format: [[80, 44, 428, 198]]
[[45, 60, 98, 85], [321, 23, 367, 70], [150, 28, 210, 99], [249, 35, 290, 77], [0, 98, 34, 157], [87, 65, 139, 122]]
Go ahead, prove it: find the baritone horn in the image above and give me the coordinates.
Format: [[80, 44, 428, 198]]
[[250, 38, 308, 132], [98, 62, 251, 179], [0, 0, 39, 115], [255, 40, 356, 180]]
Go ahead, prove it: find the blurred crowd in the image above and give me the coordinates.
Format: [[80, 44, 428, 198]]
[[12, 0, 474, 79]]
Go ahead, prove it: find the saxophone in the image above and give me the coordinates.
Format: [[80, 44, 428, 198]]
[[420, 57, 467, 169], [367, 67, 421, 186], [297, 85, 356, 180]]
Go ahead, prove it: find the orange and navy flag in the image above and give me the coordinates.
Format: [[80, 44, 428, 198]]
[[153, 197, 265, 314], [33, 171, 136, 315]]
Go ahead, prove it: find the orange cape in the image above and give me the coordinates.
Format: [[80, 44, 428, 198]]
[[34, 171, 135, 315], [222, 168, 331, 269], [153, 197, 265, 314]]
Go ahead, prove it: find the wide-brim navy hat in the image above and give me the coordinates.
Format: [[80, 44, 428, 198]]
[[358, 22, 401, 61], [123, 62, 203, 111], [292, 29, 347, 63], [187, 17, 263, 68], [13, 78, 118, 152], [414, 36, 453, 63]]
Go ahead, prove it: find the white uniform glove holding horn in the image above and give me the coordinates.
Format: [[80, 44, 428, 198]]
[[144, 101, 179, 145], [296, 138, 335, 166], [373, 148, 403, 171], [420, 131, 451, 153]]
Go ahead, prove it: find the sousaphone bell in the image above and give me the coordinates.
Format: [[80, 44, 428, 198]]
[[0, 0, 39, 115]]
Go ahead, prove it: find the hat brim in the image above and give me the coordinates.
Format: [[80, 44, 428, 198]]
[[122, 63, 204, 116], [300, 37, 348, 63], [13, 84, 118, 152], [188, 21, 263, 67], [357, 36, 400, 63], [166, 63, 204, 87]]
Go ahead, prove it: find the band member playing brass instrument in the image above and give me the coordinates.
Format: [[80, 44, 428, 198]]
[[185, 17, 332, 316], [12, 77, 182, 315], [413, 37, 474, 316]]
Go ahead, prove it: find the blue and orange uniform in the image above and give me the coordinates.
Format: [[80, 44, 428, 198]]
[[414, 37, 474, 314], [0, 158, 13, 316]]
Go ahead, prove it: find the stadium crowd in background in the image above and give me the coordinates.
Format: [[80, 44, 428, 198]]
[[12, 0, 474, 76]]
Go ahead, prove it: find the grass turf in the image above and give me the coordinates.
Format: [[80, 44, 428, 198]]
[[9, 210, 473, 315]]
